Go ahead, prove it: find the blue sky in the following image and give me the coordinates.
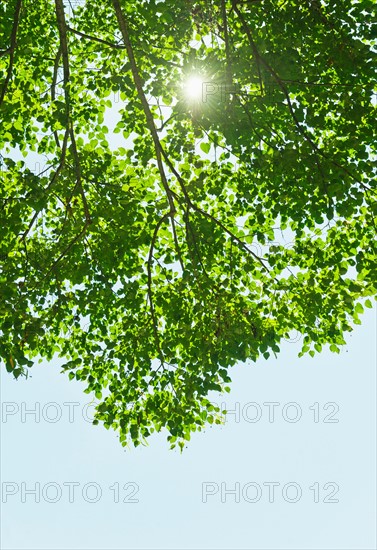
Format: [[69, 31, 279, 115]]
[[1, 305, 376, 550], [1, 17, 376, 547]]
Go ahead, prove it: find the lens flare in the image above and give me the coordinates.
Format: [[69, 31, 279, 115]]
[[184, 76, 203, 100]]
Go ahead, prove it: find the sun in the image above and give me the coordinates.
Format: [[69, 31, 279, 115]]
[[184, 76, 204, 100]]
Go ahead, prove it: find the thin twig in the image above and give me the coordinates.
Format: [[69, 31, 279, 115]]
[[147, 212, 170, 363], [51, 46, 62, 148], [233, 2, 369, 192], [47, 222, 91, 275], [20, 130, 69, 242], [69, 122, 91, 223], [67, 26, 126, 49]]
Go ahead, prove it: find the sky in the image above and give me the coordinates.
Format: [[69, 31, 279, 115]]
[[1, 5, 376, 547], [1, 305, 376, 550]]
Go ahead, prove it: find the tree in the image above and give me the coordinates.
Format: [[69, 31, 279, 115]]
[[0, 0, 376, 449]]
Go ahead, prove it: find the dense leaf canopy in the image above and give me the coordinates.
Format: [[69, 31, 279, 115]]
[[1, 0, 376, 448]]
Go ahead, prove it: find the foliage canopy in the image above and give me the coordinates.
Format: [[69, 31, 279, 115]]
[[1, 0, 376, 448]]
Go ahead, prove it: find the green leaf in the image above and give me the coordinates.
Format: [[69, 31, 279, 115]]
[[200, 142, 210, 154], [0, 0, 374, 449]]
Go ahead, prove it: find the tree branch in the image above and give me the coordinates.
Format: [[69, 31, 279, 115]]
[[20, 130, 69, 242], [69, 122, 91, 223], [66, 25, 126, 49], [55, 0, 91, 223], [0, 0, 22, 107], [54, 0, 70, 122], [47, 221, 91, 276], [147, 212, 171, 364], [51, 46, 62, 148], [110, 0, 176, 217], [221, 0, 233, 86]]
